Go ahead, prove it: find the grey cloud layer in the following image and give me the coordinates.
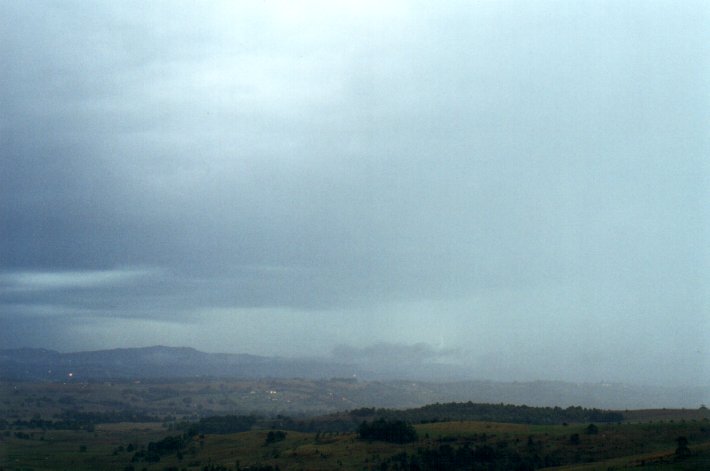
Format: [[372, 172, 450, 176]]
[[1, 1, 707, 385]]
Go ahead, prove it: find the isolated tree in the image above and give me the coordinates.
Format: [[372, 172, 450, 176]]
[[675, 436, 691, 458]]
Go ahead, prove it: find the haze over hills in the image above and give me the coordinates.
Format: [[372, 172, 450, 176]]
[[0, 345, 363, 382], [2, 0, 707, 394], [2, 2, 707, 469], [2, 345, 708, 410]]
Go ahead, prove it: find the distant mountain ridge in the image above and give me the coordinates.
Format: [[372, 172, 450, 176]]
[[1, 346, 707, 409], [0, 345, 363, 381]]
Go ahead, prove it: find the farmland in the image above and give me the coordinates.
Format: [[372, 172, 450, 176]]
[[2, 379, 709, 470], [3, 415, 710, 470]]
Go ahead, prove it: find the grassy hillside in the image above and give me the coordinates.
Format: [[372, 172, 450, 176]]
[[3, 379, 710, 470], [4, 416, 710, 470]]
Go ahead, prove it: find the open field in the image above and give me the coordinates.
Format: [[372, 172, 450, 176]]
[[4, 379, 708, 424], [0, 378, 366, 421], [3, 379, 710, 470], [3, 415, 710, 470]]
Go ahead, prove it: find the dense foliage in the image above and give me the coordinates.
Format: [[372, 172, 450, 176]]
[[4, 410, 160, 431], [264, 430, 287, 445], [252, 403, 625, 435], [130, 433, 189, 464], [360, 402, 624, 425], [357, 418, 418, 443], [377, 442, 552, 471]]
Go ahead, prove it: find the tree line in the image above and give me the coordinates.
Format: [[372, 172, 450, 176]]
[[351, 402, 623, 425]]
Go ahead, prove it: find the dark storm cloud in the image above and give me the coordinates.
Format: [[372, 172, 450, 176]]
[[1, 1, 707, 385]]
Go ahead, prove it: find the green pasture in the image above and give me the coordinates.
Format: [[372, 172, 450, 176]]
[[3, 418, 710, 470]]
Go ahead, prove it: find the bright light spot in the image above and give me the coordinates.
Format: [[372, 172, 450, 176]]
[[2, 269, 156, 291]]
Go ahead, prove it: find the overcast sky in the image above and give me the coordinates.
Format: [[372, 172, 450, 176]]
[[1, 0, 708, 386]]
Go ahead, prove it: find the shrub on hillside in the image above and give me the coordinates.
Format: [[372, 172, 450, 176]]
[[357, 418, 418, 443]]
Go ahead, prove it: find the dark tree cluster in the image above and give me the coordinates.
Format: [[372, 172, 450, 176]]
[[130, 432, 193, 464], [357, 418, 418, 443], [377, 442, 548, 471], [365, 402, 623, 425], [675, 436, 691, 458], [5, 410, 160, 431], [264, 430, 287, 445]]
